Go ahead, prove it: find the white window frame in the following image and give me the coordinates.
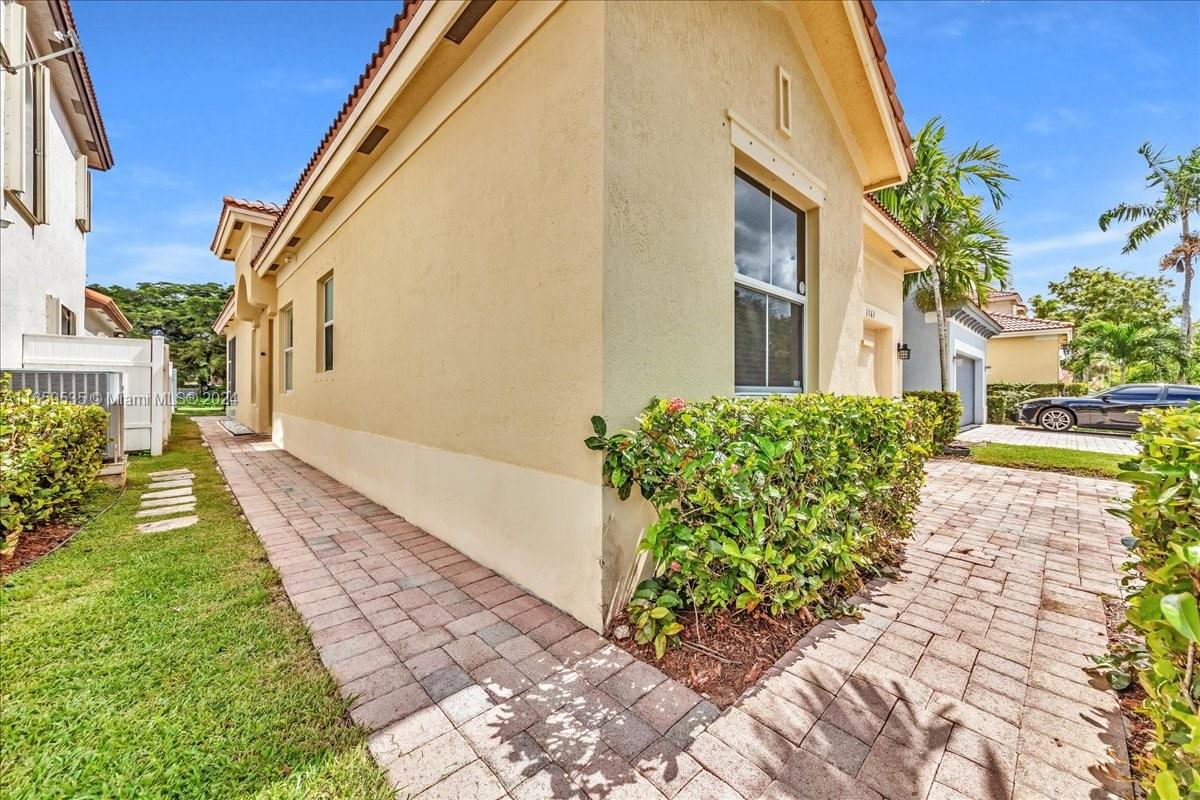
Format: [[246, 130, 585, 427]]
[[280, 304, 294, 393], [734, 170, 808, 395], [319, 274, 334, 372]]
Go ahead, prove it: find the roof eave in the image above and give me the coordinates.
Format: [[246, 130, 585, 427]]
[[46, 0, 113, 170]]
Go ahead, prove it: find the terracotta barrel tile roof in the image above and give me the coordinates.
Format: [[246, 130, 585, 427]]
[[253, 0, 424, 267], [856, 0, 914, 169], [210, 196, 284, 252], [865, 194, 935, 257], [986, 290, 1021, 302], [49, 0, 113, 169], [991, 312, 1072, 332], [84, 287, 133, 332]]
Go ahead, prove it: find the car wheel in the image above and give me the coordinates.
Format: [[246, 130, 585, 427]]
[[1038, 407, 1074, 432]]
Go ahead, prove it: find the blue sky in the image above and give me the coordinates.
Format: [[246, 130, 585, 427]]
[[78, 1, 1199, 307]]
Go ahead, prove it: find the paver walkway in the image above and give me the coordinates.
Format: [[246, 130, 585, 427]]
[[956, 424, 1138, 456], [198, 418, 1135, 800]]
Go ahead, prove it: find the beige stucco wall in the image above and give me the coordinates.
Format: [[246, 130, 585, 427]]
[[987, 335, 1064, 384], [266, 1, 609, 628], [598, 1, 889, 612], [219, 0, 908, 629]]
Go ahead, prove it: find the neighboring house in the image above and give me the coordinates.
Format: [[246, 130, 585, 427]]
[[902, 296, 1001, 428], [1, 0, 173, 456], [0, 0, 111, 367], [984, 290, 1073, 384], [212, 0, 932, 629], [83, 287, 133, 337]]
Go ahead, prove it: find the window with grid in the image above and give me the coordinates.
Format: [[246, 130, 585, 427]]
[[733, 170, 806, 393]]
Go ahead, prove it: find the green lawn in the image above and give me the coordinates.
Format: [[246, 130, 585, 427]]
[[967, 441, 1129, 479], [0, 418, 391, 799]]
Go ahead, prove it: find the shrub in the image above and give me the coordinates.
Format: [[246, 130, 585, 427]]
[[903, 391, 961, 449], [1108, 404, 1200, 799], [986, 381, 1090, 424], [587, 394, 935, 656], [0, 376, 109, 556]]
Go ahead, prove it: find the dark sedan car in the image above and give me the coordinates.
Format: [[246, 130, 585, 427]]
[[1019, 383, 1200, 432]]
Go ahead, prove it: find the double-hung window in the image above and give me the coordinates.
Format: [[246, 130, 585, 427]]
[[281, 305, 294, 392], [320, 275, 334, 371], [734, 170, 806, 393], [227, 337, 237, 396]]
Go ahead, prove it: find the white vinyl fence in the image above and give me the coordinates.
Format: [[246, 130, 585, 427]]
[[21, 334, 174, 455]]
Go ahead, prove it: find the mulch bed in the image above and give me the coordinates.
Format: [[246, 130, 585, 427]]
[[1098, 593, 1151, 798], [1, 522, 81, 577], [608, 605, 819, 708]]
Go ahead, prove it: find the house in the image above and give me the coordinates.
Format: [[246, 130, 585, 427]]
[[901, 295, 1001, 427], [83, 287, 133, 337], [984, 290, 1073, 384], [0, 0, 112, 367], [1, 0, 173, 456], [212, 0, 931, 630]]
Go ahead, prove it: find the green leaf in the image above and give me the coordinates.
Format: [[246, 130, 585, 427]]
[[653, 632, 667, 660], [1153, 770, 1180, 800], [584, 436, 605, 451], [661, 622, 684, 636], [1160, 593, 1200, 643], [591, 415, 606, 437], [649, 606, 669, 619]]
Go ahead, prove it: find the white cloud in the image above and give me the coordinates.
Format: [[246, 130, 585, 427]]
[[88, 241, 228, 286], [1025, 107, 1087, 135], [1009, 228, 1122, 257]]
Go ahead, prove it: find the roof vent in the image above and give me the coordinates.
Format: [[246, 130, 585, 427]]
[[356, 126, 389, 155], [222, 248, 231, 256], [287, 236, 301, 248], [891, 249, 906, 258], [445, 0, 495, 44], [314, 195, 334, 212], [233, 220, 244, 231]]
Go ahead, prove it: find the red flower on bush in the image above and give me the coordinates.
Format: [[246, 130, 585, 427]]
[[670, 561, 682, 572], [667, 397, 686, 414]]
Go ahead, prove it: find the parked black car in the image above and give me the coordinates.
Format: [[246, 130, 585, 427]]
[[1019, 384, 1200, 432]]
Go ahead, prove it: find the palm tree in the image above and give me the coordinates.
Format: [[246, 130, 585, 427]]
[[1099, 143, 1200, 343], [875, 118, 1014, 391], [1072, 320, 1185, 384]]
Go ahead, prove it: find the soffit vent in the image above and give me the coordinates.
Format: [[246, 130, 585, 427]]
[[222, 248, 231, 256], [891, 249, 906, 258], [356, 125, 389, 155], [445, 0, 496, 44], [233, 220, 244, 231], [287, 236, 301, 248], [314, 195, 334, 212]]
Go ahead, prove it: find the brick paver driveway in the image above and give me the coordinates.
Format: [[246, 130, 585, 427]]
[[199, 419, 1134, 800], [956, 424, 1138, 456]]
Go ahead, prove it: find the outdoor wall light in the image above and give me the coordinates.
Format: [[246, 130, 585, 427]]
[[897, 343, 911, 360]]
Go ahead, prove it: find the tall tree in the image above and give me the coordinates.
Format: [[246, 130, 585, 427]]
[[1029, 266, 1177, 330], [88, 282, 230, 387], [1098, 143, 1200, 343], [1072, 320, 1185, 384], [875, 117, 1014, 391]]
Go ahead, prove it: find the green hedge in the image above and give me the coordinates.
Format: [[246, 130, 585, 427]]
[[1111, 404, 1200, 799], [587, 394, 935, 656], [986, 381, 1090, 424], [903, 391, 961, 449], [0, 377, 108, 556]]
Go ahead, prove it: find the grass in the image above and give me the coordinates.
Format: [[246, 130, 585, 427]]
[[967, 442, 1129, 479], [0, 418, 392, 800], [174, 405, 225, 416]]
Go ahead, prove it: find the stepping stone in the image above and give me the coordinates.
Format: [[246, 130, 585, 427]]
[[141, 495, 196, 508], [147, 479, 192, 490], [148, 469, 193, 479], [136, 503, 197, 518], [142, 487, 193, 500], [137, 515, 198, 533]]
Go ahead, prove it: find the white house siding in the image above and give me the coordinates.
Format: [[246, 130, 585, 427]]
[[0, 18, 88, 368], [902, 296, 991, 427]]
